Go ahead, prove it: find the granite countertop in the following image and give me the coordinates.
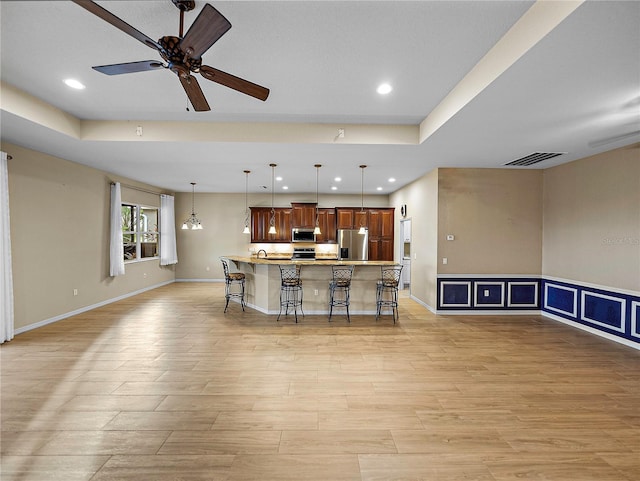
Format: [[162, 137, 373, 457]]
[[226, 256, 397, 266]]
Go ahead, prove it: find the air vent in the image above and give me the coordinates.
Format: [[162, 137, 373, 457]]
[[505, 152, 565, 166]]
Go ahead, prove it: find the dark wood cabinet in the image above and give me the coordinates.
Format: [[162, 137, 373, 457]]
[[369, 238, 394, 261], [315, 208, 337, 243], [250, 207, 292, 243], [251, 205, 393, 257], [336, 208, 355, 229], [367, 208, 394, 261], [291, 203, 317, 229], [336, 208, 368, 230], [368, 209, 394, 237]]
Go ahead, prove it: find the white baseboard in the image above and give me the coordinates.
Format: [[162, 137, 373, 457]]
[[14, 280, 175, 335], [175, 278, 223, 283], [541, 311, 640, 351]]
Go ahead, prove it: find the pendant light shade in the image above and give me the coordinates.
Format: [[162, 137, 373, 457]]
[[358, 165, 367, 234], [268, 163, 277, 235], [182, 182, 203, 230], [242, 170, 251, 234], [313, 164, 322, 235]]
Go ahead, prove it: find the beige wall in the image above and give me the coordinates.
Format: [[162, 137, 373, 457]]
[[438, 168, 543, 275], [4, 143, 175, 331], [174, 192, 390, 280], [542, 144, 640, 291], [390, 169, 439, 309]]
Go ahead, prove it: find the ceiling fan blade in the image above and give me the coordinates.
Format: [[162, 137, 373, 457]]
[[200, 65, 269, 101], [179, 4, 231, 59], [93, 60, 165, 76], [178, 74, 211, 112], [71, 0, 161, 51]]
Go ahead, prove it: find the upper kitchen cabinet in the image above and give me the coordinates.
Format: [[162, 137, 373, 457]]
[[250, 207, 292, 243], [368, 209, 394, 238], [336, 208, 355, 229], [315, 208, 337, 243], [336, 208, 368, 230], [291, 203, 317, 229]]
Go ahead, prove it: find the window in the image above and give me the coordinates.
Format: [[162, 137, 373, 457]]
[[122, 203, 158, 262]]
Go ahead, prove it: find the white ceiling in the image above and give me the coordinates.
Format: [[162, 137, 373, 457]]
[[1, 0, 639, 194]]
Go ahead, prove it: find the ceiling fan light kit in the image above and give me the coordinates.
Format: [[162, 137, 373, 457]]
[[72, 0, 270, 112]]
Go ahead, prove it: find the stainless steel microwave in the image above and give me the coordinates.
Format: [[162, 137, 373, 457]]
[[292, 228, 316, 242]]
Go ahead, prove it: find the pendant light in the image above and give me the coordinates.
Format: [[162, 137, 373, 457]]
[[313, 164, 322, 235], [242, 170, 251, 234], [182, 182, 203, 230], [268, 163, 277, 235], [358, 165, 367, 234]]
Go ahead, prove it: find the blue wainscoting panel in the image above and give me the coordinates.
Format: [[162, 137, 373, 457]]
[[440, 281, 471, 307], [438, 278, 540, 311], [632, 301, 640, 340], [474, 282, 504, 307], [581, 291, 626, 333], [437, 276, 639, 348], [544, 283, 578, 317], [542, 279, 640, 346], [508, 282, 539, 308]]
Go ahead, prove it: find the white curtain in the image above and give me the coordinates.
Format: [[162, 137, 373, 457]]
[[160, 194, 178, 266], [109, 182, 125, 276], [1, 152, 14, 343]]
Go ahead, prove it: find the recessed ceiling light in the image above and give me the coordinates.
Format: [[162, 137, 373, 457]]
[[377, 83, 392, 95], [334, 177, 342, 182], [331, 186, 337, 191], [64, 78, 86, 90], [388, 177, 396, 183], [377, 186, 383, 191], [282, 185, 288, 190], [276, 176, 283, 181]]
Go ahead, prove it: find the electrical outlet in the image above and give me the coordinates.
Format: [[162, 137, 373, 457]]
[[484, 289, 490, 297], [314, 289, 319, 296], [442, 257, 448, 265], [73, 289, 78, 296], [143, 273, 147, 278]]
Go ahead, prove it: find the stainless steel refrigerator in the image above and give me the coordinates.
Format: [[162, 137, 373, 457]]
[[338, 229, 368, 260]]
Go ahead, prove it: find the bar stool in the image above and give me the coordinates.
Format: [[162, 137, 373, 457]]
[[328, 265, 354, 322], [278, 264, 304, 322], [220, 257, 245, 313], [376, 264, 403, 323]]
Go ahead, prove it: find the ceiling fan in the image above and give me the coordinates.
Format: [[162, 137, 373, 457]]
[[72, 0, 270, 111]]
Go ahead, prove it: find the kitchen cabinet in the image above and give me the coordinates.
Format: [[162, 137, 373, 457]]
[[336, 208, 355, 229], [315, 208, 337, 243], [368, 208, 394, 261], [368, 209, 394, 237], [336, 208, 368, 230], [369, 238, 394, 262], [291, 203, 317, 229], [250, 207, 292, 243]]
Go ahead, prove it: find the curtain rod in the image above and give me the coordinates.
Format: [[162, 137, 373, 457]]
[[110, 181, 165, 196]]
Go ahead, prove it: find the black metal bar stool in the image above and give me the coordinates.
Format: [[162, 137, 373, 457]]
[[328, 265, 354, 322], [220, 257, 246, 313], [376, 264, 403, 323], [278, 264, 304, 322]]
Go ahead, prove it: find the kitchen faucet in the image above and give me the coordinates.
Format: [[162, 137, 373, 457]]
[[257, 249, 268, 258]]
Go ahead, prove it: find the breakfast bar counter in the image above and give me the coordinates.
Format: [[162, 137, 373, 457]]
[[224, 256, 397, 317]]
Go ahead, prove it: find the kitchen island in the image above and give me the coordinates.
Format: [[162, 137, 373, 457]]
[[224, 256, 397, 317]]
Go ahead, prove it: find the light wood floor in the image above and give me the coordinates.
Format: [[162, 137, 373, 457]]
[[2, 282, 639, 481]]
